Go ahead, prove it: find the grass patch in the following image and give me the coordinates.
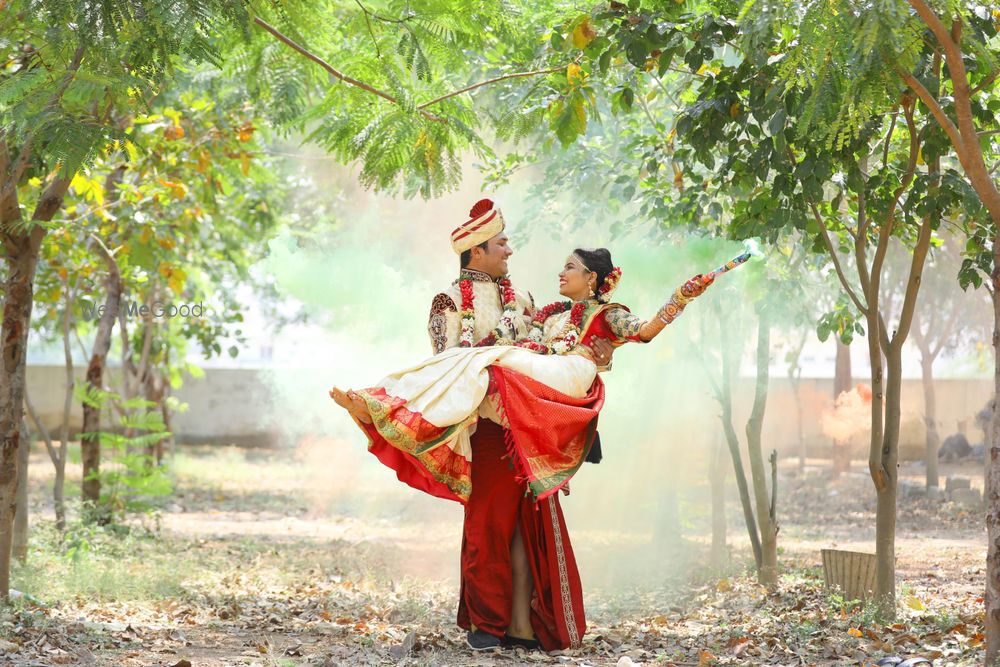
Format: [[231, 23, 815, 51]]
[[12, 521, 191, 603]]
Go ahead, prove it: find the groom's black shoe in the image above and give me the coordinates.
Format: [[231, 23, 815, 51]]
[[466, 629, 502, 651], [502, 633, 541, 651]]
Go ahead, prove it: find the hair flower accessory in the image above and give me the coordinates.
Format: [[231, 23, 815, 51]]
[[596, 266, 622, 303]]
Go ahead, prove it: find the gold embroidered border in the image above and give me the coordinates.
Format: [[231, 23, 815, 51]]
[[547, 497, 580, 648]]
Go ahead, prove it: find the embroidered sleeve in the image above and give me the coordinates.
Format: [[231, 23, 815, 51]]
[[525, 290, 536, 317], [604, 307, 648, 343], [428, 293, 458, 353]]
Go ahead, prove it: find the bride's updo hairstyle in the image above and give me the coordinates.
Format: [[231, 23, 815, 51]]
[[573, 247, 614, 296]]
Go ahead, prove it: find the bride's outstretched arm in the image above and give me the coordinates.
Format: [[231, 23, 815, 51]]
[[640, 274, 714, 341], [605, 274, 714, 343]]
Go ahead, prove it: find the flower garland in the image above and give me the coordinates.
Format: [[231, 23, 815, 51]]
[[459, 274, 519, 347], [551, 301, 588, 354], [516, 300, 588, 355], [596, 266, 622, 303]]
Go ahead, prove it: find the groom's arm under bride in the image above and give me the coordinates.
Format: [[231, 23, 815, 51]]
[[427, 289, 614, 369]]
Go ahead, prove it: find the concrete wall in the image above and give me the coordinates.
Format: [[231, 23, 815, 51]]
[[24, 364, 282, 447], [23, 363, 994, 458], [729, 376, 993, 461]]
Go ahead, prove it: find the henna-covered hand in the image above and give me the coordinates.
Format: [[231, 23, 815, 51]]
[[590, 337, 614, 368], [681, 273, 714, 299]]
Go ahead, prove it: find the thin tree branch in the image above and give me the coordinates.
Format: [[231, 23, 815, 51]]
[[930, 307, 959, 360], [649, 72, 683, 107], [118, 307, 134, 399], [136, 284, 157, 387], [59, 276, 75, 474], [907, 0, 995, 205], [890, 204, 934, 353], [908, 0, 964, 77], [72, 328, 89, 365], [972, 68, 1000, 96], [880, 110, 898, 171], [910, 308, 927, 349], [786, 146, 869, 313], [769, 449, 778, 524], [256, 15, 575, 121], [418, 64, 571, 109], [637, 94, 668, 144], [855, 164, 873, 298], [810, 201, 868, 315], [870, 100, 920, 311], [354, 0, 382, 59], [253, 16, 443, 122], [22, 383, 57, 467], [354, 0, 414, 24], [895, 66, 964, 157], [50, 193, 153, 226]]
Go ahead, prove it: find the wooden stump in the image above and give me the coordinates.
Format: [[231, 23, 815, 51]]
[[821, 549, 877, 602]]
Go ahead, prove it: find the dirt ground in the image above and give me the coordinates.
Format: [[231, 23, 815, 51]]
[[0, 443, 989, 667]]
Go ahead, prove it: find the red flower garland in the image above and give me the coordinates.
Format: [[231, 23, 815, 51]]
[[459, 276, 517, 348], [460, 280, 474, 309], [532, 300, 573, 326], [515, 300, 589, 354]]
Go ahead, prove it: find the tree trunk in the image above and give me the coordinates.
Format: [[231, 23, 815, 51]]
[[143, 370, 165, 465], [986, 267, 1000, 665], [919, 351, 940, 489], [875, 343, 904, 617], [23, 386, 61, 529], [81, 237, 123, 515], [745, 309, 777, 587], [976, 118, 1000, 666], [0, 230, 46, 601], [832, 439, 852, 478], [56, 283, 74, 530], [160, 346, 175, 462], [13, 417, 29, 564], [718, 315, 763, 569], [788, 332, 807, 471], [891, 11, 1000, 661], [864, 302, 891, 615], [833, 339, 853, 477], [794, 379, 805, 471], [0, 125, 73, 597], [835, 339, 852, 395], [709, 430, 728, 568], [161, 385, 175, 461]]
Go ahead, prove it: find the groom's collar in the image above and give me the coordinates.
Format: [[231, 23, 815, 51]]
[[457, 268, 506, 284]]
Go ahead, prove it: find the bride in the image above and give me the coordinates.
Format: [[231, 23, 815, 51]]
[[330, 247, 712, 502]]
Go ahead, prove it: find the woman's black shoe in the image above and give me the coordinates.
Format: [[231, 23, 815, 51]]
[[502, 633, 541, 650], [466, 629, 501, 651]]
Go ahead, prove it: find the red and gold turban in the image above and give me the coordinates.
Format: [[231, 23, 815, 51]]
[[451, 198, 505, 254]]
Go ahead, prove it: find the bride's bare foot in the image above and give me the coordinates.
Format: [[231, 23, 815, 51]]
[[329, 387, 373, 424]]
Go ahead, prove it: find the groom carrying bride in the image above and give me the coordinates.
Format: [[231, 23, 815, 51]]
[[427, 198, 612, 651], [331, 196, 716, 652]]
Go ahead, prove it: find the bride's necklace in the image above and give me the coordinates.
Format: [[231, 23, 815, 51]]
[[517, 300, 590, 355]]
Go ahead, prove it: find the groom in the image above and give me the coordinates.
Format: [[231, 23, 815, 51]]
[[427, 198, 613, 652]]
